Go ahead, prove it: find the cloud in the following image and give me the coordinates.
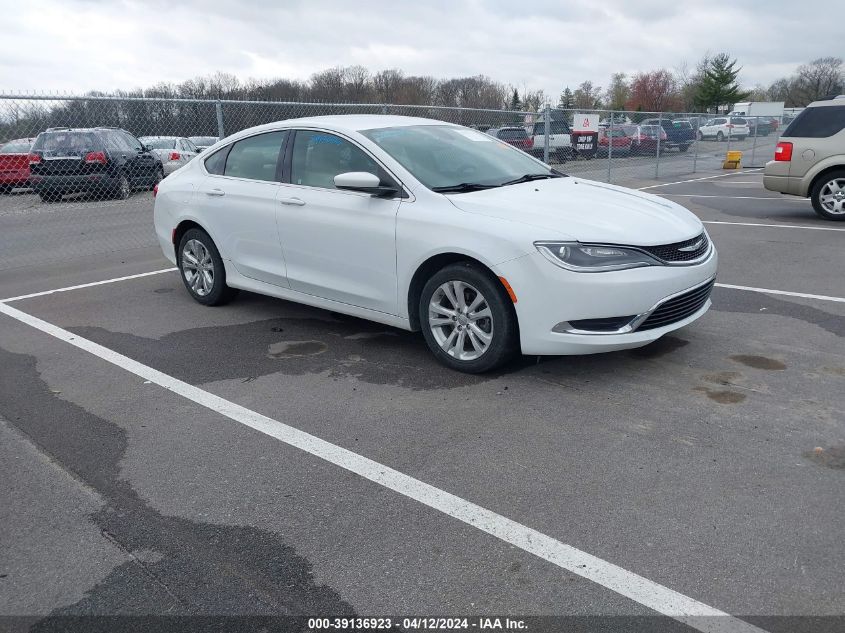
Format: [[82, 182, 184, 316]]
[[1, 0, 838, 96]]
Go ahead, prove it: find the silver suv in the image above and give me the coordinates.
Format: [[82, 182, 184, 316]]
[[763, 96, 845, 220]]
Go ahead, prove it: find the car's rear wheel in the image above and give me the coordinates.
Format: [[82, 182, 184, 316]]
[[419, 263, 518, 373], [113, 173, 131, 200], [177, 228, 239, 305], [716, 132, 724, 141], [810, 170, 845, 221]]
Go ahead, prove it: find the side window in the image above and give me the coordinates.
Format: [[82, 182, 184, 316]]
[[203, 146, 229, 175], [290, 130, 381, 189], [103, 133, 123, 153], [185, 139, 198, 153], [122, 131, 142, 151], [782, 106, 845, 138], [223, 131, 286, 181]]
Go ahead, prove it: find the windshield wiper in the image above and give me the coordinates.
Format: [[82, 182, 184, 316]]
[[431, 182, 501, 193], [499, 173, 563, 186]]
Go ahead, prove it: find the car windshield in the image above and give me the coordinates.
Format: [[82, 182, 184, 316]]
[[731, 118, 748, 125], [0, 140, 32, 153], [672, 121, 692, 129], [32, 132, 101, 157], [640, 125, 661, 135], [498, 129, 528, 139], [361, 125, 554, 191], [142, 138, 177, 149]]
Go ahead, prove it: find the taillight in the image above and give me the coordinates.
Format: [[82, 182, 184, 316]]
[[84, 151, 108, 164], [726, 124, 734, 128], [525, 138, 533, 148], [660, 131, 667, 140], [169, 152, 181, 161], [28, 152, 41, 164], [153, 184, 159, 198], [774, 141, 793, 162]]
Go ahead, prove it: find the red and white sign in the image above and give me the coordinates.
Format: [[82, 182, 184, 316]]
[[573, 113, 599, 132]]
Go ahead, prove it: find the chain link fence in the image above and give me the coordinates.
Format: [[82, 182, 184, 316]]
[[0, 93, 783, 271]]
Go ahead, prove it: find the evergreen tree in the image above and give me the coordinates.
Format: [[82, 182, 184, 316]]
[[558, 87, 575, 109], [695, 53, 750, 110], [509, 87, 521, 111]]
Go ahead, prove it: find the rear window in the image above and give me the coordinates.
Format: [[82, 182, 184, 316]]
[[782, 106, 845, 138], [142, 138, 177, 150], [0, 140, 32, 153], [497, 129, 528, 140], [730, 118, 748, 125], [533, 121, 570, 135], [672, 121, 692, 129], [32, 131, 102, 157]]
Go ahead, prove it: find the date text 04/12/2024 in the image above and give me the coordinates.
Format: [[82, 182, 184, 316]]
[[306, 617, 528, 630]]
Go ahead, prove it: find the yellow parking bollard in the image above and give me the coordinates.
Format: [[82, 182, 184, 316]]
[[723, 150, 742, 169]]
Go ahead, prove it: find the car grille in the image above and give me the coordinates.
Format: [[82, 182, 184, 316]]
[[638, 232, 710, 263], [636, 278, 715, 331]]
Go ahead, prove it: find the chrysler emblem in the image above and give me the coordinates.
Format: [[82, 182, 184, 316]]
[[678, 238, 704, 252]]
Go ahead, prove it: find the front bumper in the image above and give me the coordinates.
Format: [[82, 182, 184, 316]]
[[493, 247, 718, 355]]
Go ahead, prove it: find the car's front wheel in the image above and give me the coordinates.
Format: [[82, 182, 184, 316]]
[[810, 170, 845, 221], [419, 263, 519, 373], [177, 228, 239, 305]]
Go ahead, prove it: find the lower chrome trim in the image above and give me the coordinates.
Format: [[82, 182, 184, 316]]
[[553, 274, 717, 336]]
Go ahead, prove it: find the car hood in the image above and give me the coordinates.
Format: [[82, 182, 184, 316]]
[[446, 177, 703, 244]]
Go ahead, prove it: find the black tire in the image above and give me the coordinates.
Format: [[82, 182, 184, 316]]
[[38, 191, 61, 203], [418, 262, 519, 373], [112, 172, 131, 200], [149, 167, 164, 190], [177, 228, 239, 305], [0, 185, 12, 194], [810, 169, 845, 221], [716, 131, 724, 142], [679, 144, 690, 153]]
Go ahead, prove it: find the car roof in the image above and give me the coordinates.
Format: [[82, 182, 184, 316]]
[[806, 98, 845, 108], [139, 136, 183, 140], [230, 115, 458, 140]]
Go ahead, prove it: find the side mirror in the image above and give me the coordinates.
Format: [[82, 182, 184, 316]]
[[196, 147, 205, 153], [334, 171, 398, 197]]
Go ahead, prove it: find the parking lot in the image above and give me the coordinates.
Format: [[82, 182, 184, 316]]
[[1, 168, 843, 632]]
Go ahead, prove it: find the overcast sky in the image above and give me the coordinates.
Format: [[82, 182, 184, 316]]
[[1, 0, 837, 97]]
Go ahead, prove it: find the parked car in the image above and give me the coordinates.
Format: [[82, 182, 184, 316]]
[[28, 127, 164, 202], [154, 115, 717, 373], [486, 127, 533, 152], [530, 119, 572, 161], [140, 136, 200, 175], [746, 117, 776, 137], [639, 118, 695, 152], [764, 97, 845, 221], [597, 126, 632, 156], [697, 117, 749, 141], [624, 125, 666, 155], [188, 136, 219, 152], [0, 138, 35, 192]]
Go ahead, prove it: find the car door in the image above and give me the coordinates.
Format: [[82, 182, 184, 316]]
[[122, 131, 157, 185], [194, 130, 290, 288], [276, 129, 401, 314]]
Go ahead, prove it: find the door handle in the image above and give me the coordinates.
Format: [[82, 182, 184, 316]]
[[279, 197, 305, 206], [205, 188, 225, 197]]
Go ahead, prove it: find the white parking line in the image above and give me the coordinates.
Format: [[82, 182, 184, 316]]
[[0, 268, 177, 303], [0, 300, 766, 633], [715, 283, 845, 304], [637, 169, 763, 191], [704, 220, 845, 232]]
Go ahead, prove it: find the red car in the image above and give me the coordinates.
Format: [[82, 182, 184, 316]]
[[488, 127, 533, 152], [598, 126, 632, 155], [624, 125, 667, 155], [0, 137, 35, 192]]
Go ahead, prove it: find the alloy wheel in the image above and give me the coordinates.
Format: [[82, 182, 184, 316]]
[[819, 178, 845, 215], [428, 280, 493, 361], [182, 239, 214, 296]]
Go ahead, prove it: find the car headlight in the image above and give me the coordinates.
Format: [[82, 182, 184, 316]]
[[534, 241, 659, 272]]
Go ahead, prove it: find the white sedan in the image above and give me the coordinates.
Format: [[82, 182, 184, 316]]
[[153, 115, 717, 372]]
